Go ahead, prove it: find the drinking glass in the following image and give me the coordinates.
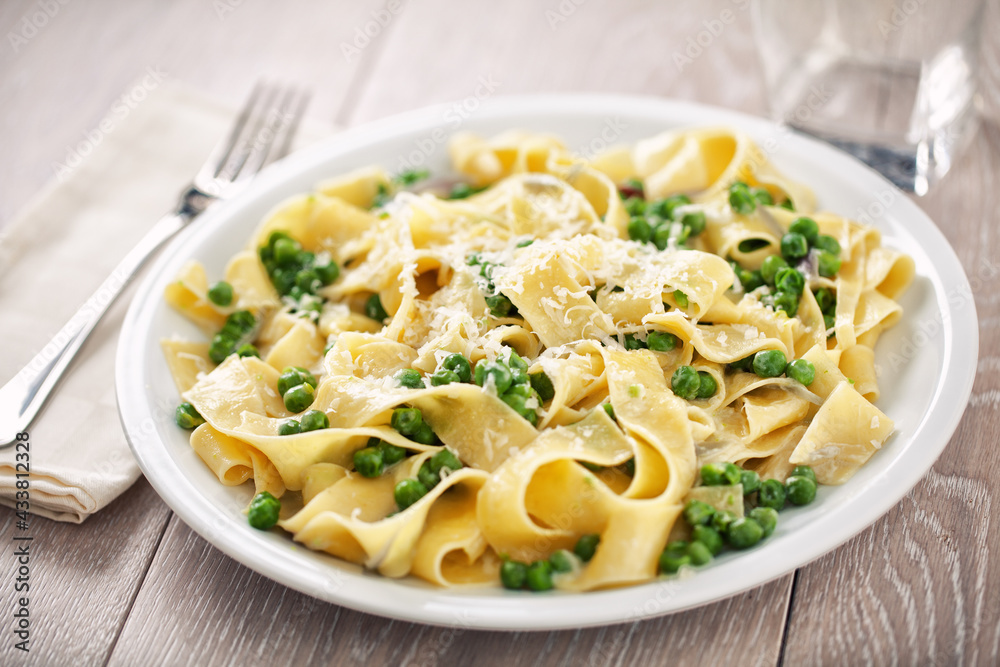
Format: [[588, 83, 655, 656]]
[[752, 0, 985, 195]]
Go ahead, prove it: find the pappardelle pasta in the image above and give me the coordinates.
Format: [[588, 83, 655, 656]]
[[162, 127, 913, 592]]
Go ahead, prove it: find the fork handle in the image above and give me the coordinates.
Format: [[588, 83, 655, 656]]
[[0, 210, 192, 447]]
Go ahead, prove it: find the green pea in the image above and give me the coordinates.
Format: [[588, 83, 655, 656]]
[[790, 465, 817, 484], [692, 525, 724, 556], [727, 517, 764, 549], [623, 332, 646, 350], [418, 461, 440, 489], [507, 349, 529, 379], [739, 268, 765, 292], [647, 331, 680, 351], [377, 440, 407, 466], [247, 491, 281, 530], [814, 288, 836, 314], [761, 255, 789, 285], [780, 198, 795, 211], [780, 232, 809, 260], [394, 478, 429, 510], [474, 361, 513, 394], [293, 269, 319, 294], [354, 447, 384, 478], [749, 507, 778, 537], [270, 267, 295, 295], [207, 281, 234, 307], [659, 542, 691, 574], [429, 448, 464, 476], [500, 559, 528, 589], [728, 355, 755, 372], [526, 560, 554, 591], [391, 408, 423, 436], [283, 383, 315, 413], [649, 194, 691, 219], [686, 540, 713, 566], [789, 217, 820, 244], [278, 419, 300, 436], [817, 251, 842, 278], [701, 461, 742, 486], [786, 475, 817, 505], [695, 371, 717, 399], [651, 219, 675, 251], [758, 478, 787, 510], [502, 391, 539, 425], [549, 549, 575, 573], [394, 368, 423, 389], [299, 409, 329, 432], [267, 230, 294, 249], [712, 509, 736, 533], [485, 294, 514, 317], [627, 216, 653, 243], [771, 290, 799, 317], [753, 349, 787, 378], [313, 258, 340, 285], [365, 294, 389, 323], [683, 499, 717, 526], [574, 534, 600, 562], [786, 359, 816, 386], [751, 187, 774, 206], [740, 469, 762, 495], [277, 367, 316, 396], [175, 402, 205, 430], [440, 353, 472, 383], [623, 196, 646, 217], [673, 289, 689, 309], [602, 403, 616, 421], [813, 234, 841, 255], [681, 211, 706, 236], [729, 182, 756, 214], [430, 369, 460, 386], [273, 237, 301, 266], [410, 422, 436, 445], [258, 244, 273, 264], [529, 371, 555, 402], [236, 343, 259, 358], [671, 365, 701, 400], [775, 268, 805, 295]]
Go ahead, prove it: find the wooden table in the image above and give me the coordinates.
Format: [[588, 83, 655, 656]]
[[1, 1, 998, 664]]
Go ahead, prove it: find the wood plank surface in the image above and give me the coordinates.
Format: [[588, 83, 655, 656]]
[[0, 0, 997, 665], [0, 479, 170, 666], [109, 516, 792, 667]]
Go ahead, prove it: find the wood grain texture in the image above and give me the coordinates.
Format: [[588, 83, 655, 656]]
[[0, 0, 391, 228], [0, 479, 170, 667], [109, 517, 792, 667], [346, 0, 769, 125]]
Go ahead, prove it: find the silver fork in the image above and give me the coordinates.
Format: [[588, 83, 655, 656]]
[[0, 83, 311, 447]]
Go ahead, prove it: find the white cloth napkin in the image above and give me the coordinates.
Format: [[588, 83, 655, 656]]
[[0, 81, 332, 522]]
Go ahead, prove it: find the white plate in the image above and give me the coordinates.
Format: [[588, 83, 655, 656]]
[[116, 94, 979, 631]]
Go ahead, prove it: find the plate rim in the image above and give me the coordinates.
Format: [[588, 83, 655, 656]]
[[116, 92, 979, 631]]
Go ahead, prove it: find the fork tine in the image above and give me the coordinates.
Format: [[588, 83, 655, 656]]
[[214, 83, 281, 184], [192, 83, 265, 188], [234, 87, 300, 179], [270, 89, 311, 161]]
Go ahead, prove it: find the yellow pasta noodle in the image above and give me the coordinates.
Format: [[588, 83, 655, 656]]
[[162, 127, 912, 593]]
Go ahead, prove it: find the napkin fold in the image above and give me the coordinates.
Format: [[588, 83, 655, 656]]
[[0, 81, 332, 522]]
